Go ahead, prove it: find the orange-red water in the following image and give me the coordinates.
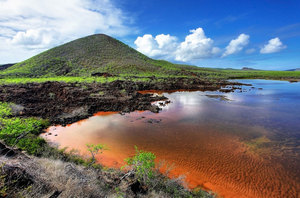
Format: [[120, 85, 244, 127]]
[[42, 80, 300, 198]]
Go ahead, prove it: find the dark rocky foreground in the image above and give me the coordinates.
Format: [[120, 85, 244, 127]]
[[0, 78, 244, 125]]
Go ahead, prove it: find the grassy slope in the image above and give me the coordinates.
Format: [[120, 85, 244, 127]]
[[1, 33, 299, 81], [0, 34, 196, 77]]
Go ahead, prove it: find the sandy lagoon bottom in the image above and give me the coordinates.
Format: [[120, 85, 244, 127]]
[[43, 80, 300, 198]]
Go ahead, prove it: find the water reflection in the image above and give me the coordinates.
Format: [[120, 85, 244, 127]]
[[43, 80, 300, 198]]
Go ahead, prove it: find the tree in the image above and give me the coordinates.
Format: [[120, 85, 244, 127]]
[[86, 143, 108, 165]]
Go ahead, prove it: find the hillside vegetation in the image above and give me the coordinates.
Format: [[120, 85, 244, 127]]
[[0, 34, 197, 77], [1, 34, 299, 81]]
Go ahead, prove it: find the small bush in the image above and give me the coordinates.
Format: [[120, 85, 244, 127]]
[[0, 102, 50, 155], [0, 102, 12, 117], [86, 143, 108, 165], [124, 146, 156, 184]]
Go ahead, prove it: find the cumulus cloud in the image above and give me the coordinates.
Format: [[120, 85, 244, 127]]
[[134, 34, 177, 59], [135, 34, 158, 56], [11, 29, 54, 48], [134, 28, 220, 62], [0, 0, 135, 63], [155, 34, 178, 51], [175, 28, 220, 61], [260, 37, 286, 54], [222, 34, 250, 57]]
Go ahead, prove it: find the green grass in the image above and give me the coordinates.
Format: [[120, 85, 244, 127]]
[[0, 102, 12, 117], [0, 76, 161, 85], [215, 69, 300, 80], [0, 102, 86, 165], [1, 70, 299, 86], [0, 102, 49, 155], [0, 34, 299, 81], [0, 76, 122, 85]]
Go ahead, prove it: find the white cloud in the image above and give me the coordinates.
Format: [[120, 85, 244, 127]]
[[134, 34, 178, 59], [134, 28, 220, 62], [0, 0, 135, 63], [155, 34, 178, 51], [11, 29, 54, 48], [135, 34, 158, 56], [260, 37, 286, 54], [222, 34, 249, 57], [175, 28, 220, 61]]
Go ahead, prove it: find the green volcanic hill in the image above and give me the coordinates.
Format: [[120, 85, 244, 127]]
[[1, 34, 300, 81], [1, 34, 201, 77]]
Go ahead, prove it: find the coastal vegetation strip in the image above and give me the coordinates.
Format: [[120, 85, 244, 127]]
[[1, 69, 299, 86]]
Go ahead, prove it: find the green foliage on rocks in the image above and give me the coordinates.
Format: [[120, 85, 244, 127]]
[[124, 146, 156, 184], [0, 103, 49, 155]]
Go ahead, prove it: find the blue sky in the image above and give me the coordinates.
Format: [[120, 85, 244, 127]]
[[0, 0, 299, 70]]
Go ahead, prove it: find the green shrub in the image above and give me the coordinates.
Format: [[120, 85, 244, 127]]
[[17, 135, 46, 155], [86, 143, 108, 165], [124, 146, 156, 184], [0, 108, 49, 155], [0, 102, 12, 117]]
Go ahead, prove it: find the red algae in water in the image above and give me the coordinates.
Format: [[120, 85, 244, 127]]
[[42, 83, 300, 198]]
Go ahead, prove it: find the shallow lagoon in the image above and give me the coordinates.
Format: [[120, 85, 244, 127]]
[[43, 80, 300, 198]]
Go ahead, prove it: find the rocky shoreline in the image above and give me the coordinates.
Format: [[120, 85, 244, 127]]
[[0, 78, 244, 125]]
